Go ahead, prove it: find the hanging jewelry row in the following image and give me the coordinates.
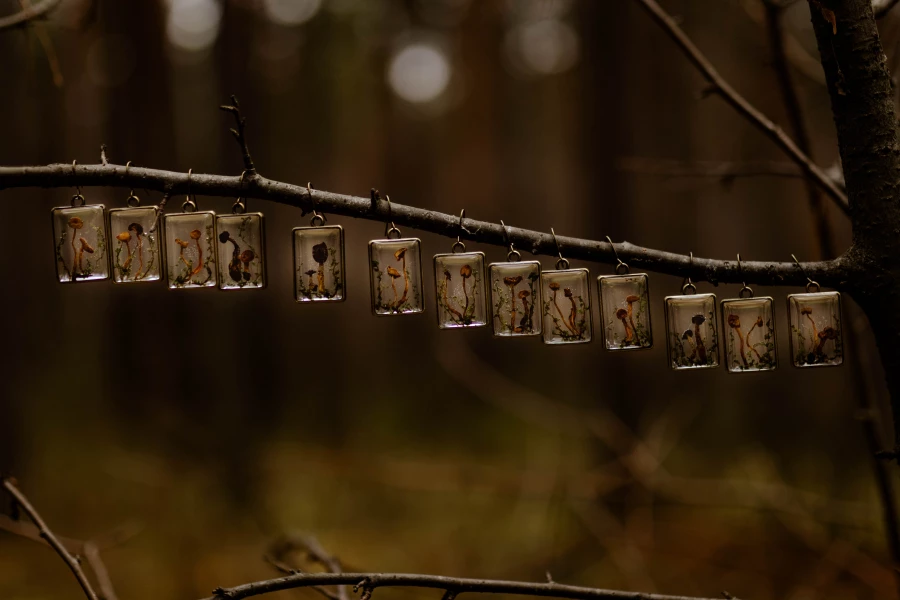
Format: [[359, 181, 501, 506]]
[[51, 183, 843, 370]]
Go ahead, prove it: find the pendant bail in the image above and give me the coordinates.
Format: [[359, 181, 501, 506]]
[[308, 182, 326, 226], [500, 219, 520, 261], [124, 161, 140, 206], [551, 227, 570, 270], [383, 194, 401, 239], [452, 208, 468, 253], [605, 236, 630, 275], [791, 253, 821, 293]]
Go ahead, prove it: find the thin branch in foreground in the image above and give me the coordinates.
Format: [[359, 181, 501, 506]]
[[219, 95, 257, 175], [0, 0, 60, 32], [0, 162, 855, 288], [268, 533, 349, 600], [1, 477, 99, 600], [875, 0, 900, 19], [617, 156, 806, 180], [205, 572, 727, 600], [18, 0, 63, 87], [633, 0, 850, 215]]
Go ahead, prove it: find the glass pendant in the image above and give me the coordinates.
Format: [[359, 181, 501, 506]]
[[50, 191, 108, 283], [108, 192, 161, 284], [216, 200, 266, 290], [664, 281, 719, 370], [162, 196, 217, 289]]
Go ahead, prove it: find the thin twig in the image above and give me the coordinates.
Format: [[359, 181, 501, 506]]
[[1, 477, 99, 600], [262, 555, 340, 600], [83, 541, 118, 600], [0, 162, 854, 287], [617, 156, 806, 179], [875, 0, 900, 19], [18, 0, 63, 87], [205, 572, 725, 600], [219, 95, 256, 175], [0, 0, 60, 32], [633, 0, 850, 215], [763, 0, 835, 258], [267, 534, 348, 600], [100, 144, 109, 167]]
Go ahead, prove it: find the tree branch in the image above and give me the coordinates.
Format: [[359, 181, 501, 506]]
[[205, 572, 727, 600], [633, 0, 850, 215], [763, 0, 836, 258], [0, 161, 855, 287], [219, 95, 257, 176], [617, 156, 807, 179], [1, 477, 99, 600], [0, 0, 60, 32]]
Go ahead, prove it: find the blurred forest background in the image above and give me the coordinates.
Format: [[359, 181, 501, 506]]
[[0, 0, 893, 599]]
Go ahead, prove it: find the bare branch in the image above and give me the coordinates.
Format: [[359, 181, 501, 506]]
[[18, 0, 63, 87], [633, 0, 850, 215], [262, 555, 340, 600], [100, 145, 109, 167], [219, 95, 256, 175], [205, 572, 727, 600], [875, 0, 900, 19], [0, 0, 60, 32], [83, 542, 117, 600], [1, 477, 99, 600], [268, 534, 348, 600], [763, 0, 836, 258], [0, 162, 855, 288]]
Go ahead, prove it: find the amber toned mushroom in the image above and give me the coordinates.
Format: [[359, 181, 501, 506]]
[[616, 308, 634, 345], [67, 216, 85, 276], [691, 314, 707, 363], [116, 231, 133, 271], [726, 314, 748, 368], [386, 265, 402, 305]]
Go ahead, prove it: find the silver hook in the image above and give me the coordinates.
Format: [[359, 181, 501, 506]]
[[737, 253, 753, 298], [232, 170, 248, 214], [500, 219, 520, 262], [452, 209, 467, 253], [70, 160, 85, 206], [308, 182, 325, 226], [384, 195, 401, 239], [791, 253, 820, 293], [124, 161, 140, 206], [551, 228, 570, 270], [182, 168, 197, 212], [682, 251, 696, 295], [605, 235, 629, 275]]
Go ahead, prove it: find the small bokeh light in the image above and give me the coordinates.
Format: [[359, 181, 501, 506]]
[[262, 0, 322, 26], [165, 0, 223, 53], [387, 41, 452, 105]]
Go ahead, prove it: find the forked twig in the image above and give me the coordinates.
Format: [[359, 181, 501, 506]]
[[219, 95, 257, 175]]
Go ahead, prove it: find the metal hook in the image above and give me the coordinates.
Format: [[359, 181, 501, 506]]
[[737, 253, 754, 298], [232, 170, 248, 214], [182, 168, 197, 213], [500, 219, 520, 262], [452, 209, 467, 253], [70, 160, 85, 206], [551, 228, 570, 270], [605, 235, 629, 275], [384, 195, 401, 239], [682, 251, 696, 295], [308, 182, 325, 226], [124, 161, 140, 206], [791, 253, 820, 293]]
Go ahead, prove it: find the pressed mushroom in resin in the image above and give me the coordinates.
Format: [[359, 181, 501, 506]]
[[721, 296, 776, 372], [216, 213, 266, 290], [433, 252, 487, 328], [488, 260, 542, 337], [107, 206, 161, 283], [369, 238, 424, 315], [664, 293, 719, 369], [787, 291, 843, 367], [293, 225, 345, 302], [51, 203, 108, 283], [597, 273, 652, 350], [541, 268, 592, 344], [163, 211, 217, 289]]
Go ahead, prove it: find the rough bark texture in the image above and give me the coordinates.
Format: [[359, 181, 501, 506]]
[[809, 0, 900, 450]]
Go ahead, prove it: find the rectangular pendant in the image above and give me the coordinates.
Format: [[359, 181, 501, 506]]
[[597, 273, 652, 350], [664, 293, 719, 370], [50, 204, 109, 283], [216, 213, 266, 290], [720, 297, 777, 372], [162, 211, 217, 289], [787, 291, 844, 367], [541, 268, 592, 344], [107, 206, 162, 283], [369, 238, 424, 315], [488, 261, 542, 337], [434, 251, 487, 328], [293, 225, 346, 302]]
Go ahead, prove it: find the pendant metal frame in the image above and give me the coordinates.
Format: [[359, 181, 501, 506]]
[[488, 260, 543, 337], [664, 292, 720, 370], [162, 210, 218, 290], [433, 250, 487, 329], [369, 237, 425, 316], [786, 290, 844, 368], [293, 224, 347, 302], [50, 202, 109, 283], [540, 267, 592, 344], [215, 212, 267, 291], [597, 273, 652, 350], [720, 296, 777, 373], [107, 205, 163, 284]]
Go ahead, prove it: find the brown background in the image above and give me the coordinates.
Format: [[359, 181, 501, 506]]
[[0, 1, 890, 599]]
